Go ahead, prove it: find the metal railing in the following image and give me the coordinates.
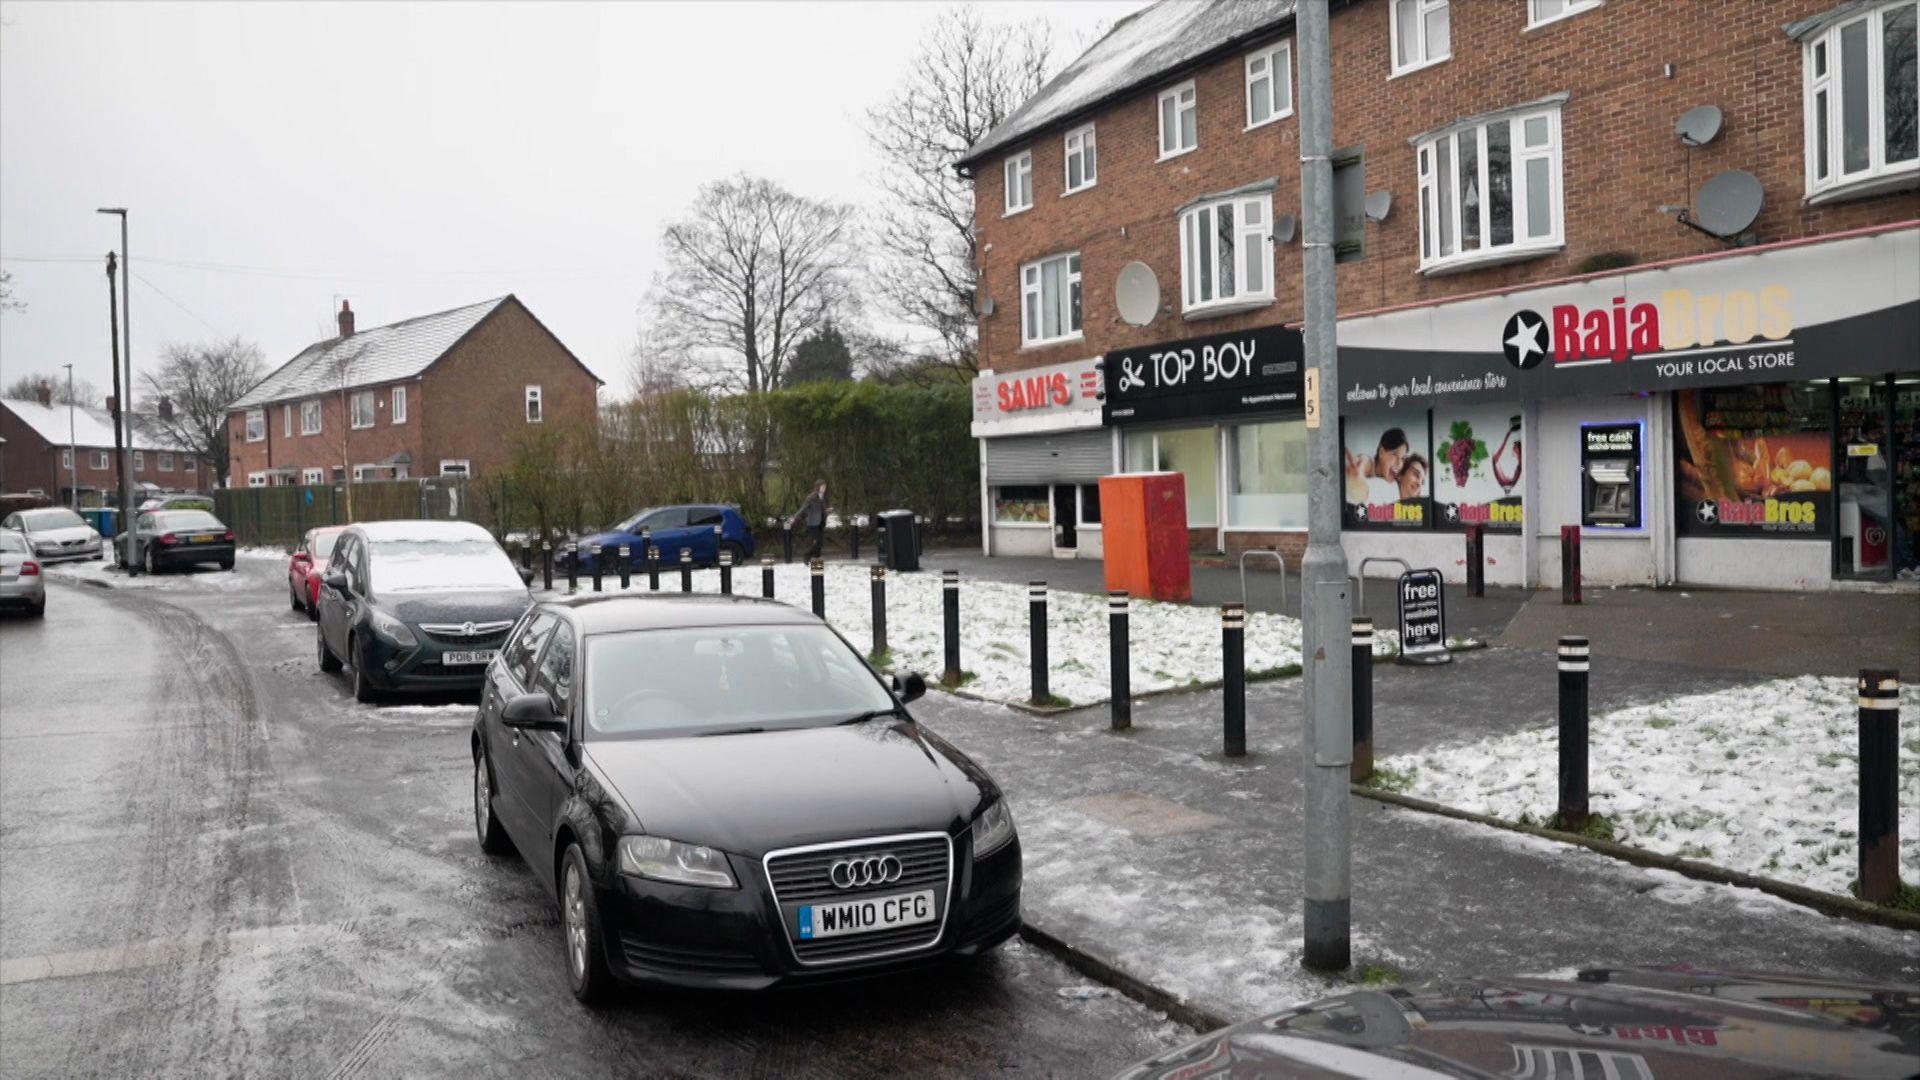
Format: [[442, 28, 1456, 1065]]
[[1355, 556, 1412, 610], [1238, 548, 1287, 612]]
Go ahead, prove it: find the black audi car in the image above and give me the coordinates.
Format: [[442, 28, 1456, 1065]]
[[316, 520, 533, 702], [470, 592, 1021, 1002]]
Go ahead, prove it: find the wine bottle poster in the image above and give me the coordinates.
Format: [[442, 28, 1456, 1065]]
[[1430, 403, 1524, 532], [1341, 413, 1431, 530]]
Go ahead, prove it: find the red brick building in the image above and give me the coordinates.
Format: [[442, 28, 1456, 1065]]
[[959, 0, 1918, 588], [225, 295, 600, 487], [0, 389, 212, 503]]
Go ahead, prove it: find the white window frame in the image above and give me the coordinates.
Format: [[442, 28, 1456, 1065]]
[[1803, 1, 1920, 201], [350, 390, 376, 430], [1527, 0, 1602, 30], [302, 467, 324, 485], [1180, 192, 1275, 314], [301, 399, 322, 435], [132, 450, 144, 471], [244, 408, 265, 443], [1063, 124, 1097, 194], [1415, 104, 1565, 274], [60, 448, 72, 469], [89, 450, 109, 470], [391, 386, 407, 424], [1158, 81, 1198, 159], [1019, 252, 1083, 348], [439, 459, 471, 478], [283, 404, 293, 438], [184, 456, 196, 473], [1390, 0, 1451, 76], [1004, 151, 1034, 215], [247, 472, 267, 488], [1245, 41, 1294, 129], [158, 452, 174, 473], [525, 385, 544, 423]]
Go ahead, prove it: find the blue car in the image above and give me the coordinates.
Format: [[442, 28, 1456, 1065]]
[[567, 504, 756, 574]]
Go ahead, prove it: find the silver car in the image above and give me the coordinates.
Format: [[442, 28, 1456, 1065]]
[[2, 507, 104, 564], [0, 530, 47, 617]]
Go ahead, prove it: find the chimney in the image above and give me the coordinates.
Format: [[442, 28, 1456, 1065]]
[[158, 396, 174, 420], [338, 300, 355, 338], [33, 380, 52, 407]]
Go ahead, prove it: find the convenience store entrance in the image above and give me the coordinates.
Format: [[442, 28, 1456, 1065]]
[[1835, 374, 1920, 582]]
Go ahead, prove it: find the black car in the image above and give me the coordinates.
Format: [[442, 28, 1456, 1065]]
[[471, 592, 1021, 1002], [316, 520, 533, 702], [123, 509, 234, 573]]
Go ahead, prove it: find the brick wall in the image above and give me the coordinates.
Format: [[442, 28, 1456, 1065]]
[[226, 382, 421, 484], [974, 0, 1920, 375], [421, 298, 599, 478]]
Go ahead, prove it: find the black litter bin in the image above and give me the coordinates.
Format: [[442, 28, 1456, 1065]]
[[877, 510, 920, 572]]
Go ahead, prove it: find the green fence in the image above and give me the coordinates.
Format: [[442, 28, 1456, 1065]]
[[215, 478, 514, 550]]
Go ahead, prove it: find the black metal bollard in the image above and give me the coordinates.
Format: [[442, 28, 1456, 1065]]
[[1557, 635, 1591, 829], [1858, 669, 1901, 904], [1222, 603, 1246, 757], [618, 544, 631, 590], [1029, 581, 1049, 705], [850, 519, 861, 561], [1109, 591, 1131, 731], [870, 564, 887, 659], [1465, 524, 1485, 598], [783, 526, 794, 564], [540, 540, 553, 592], [761, 557, 775, 599], [590, 544, 603, 593], [519, 542, 532, 571], [647, 545, 660, 591], [640, 528, 652, 579], [809, 559, 825, 618], [1561, 525, 1582, 605], [679, 549, 692, 593], [941, 570, 961, 685], [719, 549, 733, 595], [566, 544, 578, 592], [1352, 617, 1374, 782]]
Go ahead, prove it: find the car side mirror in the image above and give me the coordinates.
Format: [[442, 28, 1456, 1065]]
[[501, 692, 566, 733], [892, 672, 927, 704], [324, 571, 350, 593]]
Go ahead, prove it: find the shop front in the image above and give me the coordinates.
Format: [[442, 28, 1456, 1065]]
[[973, 356, 1109, 559], [1104, 323, 1309, 559], [1337, 223, 1920, 589]]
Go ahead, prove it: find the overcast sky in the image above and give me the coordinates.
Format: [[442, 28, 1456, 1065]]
[[0, 0, 1142, 401]]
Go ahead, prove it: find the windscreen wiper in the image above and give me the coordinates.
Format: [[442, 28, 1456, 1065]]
[[836, 707, 905, 726], [696, 726, 766, 737]]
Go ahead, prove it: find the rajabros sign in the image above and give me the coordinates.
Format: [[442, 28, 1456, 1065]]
[[1104, 323, 1306, 425]]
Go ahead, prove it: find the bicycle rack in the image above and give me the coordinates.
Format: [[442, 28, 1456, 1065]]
[[1355, 557, 1412, 611], [1238, 549, 1287, 612]]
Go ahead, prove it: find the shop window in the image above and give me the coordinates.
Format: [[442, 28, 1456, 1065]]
[[1123, 428, 1218, 526], [1063, 125, 1097, 194], [1078, 483, 1102, 525], [1181, 192, 1274, 312], [1158, 81, 1197, 158], [1230, 421, 1308, 529], [992, 485, 1050, 524], [1674, 383, 1834, 540], [1246, 41, 1293, 128], [1802, 2, 1919, 201], [1004, 151, 1033, 214], [1416, 104, 1562, 273], [1390, 0, 1450, 75], [1020, 252, 1082, 347]]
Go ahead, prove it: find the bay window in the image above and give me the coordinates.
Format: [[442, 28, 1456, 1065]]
[[1180, 191, 1273, 312], [1064, 125, 1097, 193], [1004, 151, 1033, 214], [1020, 252, 1082, 347], [1246, 41, 1293, 128], [1390, 0, 1450, 75], [1416, 102, 1563, 272], [1802, 1, 1919, 200], [1158, 81, 1197, 158]]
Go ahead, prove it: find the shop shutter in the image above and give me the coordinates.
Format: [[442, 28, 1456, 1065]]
[[983, 429, 1112, 484]]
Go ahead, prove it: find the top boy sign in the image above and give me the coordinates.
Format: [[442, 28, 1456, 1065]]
[[1104, 323, 1306, 425]]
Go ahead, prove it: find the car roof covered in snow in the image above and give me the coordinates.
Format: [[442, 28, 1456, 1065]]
[[549, 593, 817, 636], [350, 520, 497, 544], [954, 0, 1296, 171]]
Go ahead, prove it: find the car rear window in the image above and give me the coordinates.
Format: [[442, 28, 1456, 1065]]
[[157, 511, 224, 531], [22, 509, 86, 529], [0, 532, 26, 554]]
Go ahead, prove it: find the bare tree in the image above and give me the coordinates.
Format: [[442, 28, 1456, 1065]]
[[865, 6, 1053, 375], [644, 174, 857, 395], [4, 371, 101, 406], [141, 337, 266, 485], [0, 269, 24, 313]]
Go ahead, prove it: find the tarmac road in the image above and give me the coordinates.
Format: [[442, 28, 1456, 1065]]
[[0, 567, 1188, 1078]]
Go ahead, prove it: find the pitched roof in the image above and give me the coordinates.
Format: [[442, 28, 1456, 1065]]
[[955, 0, 1296, 171], [0, 398, 192, 453], [228, 296, 511, 410]]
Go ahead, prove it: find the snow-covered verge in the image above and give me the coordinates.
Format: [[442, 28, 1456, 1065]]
[[1378, 676, 1918, 897], [548, 562, 1397, 708], [41, 558, 255, 592]]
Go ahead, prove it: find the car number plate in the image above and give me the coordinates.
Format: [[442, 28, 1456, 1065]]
[[797, 889, 935, 940], [190, 535, 215, 543], [441, 650, 495, 666]]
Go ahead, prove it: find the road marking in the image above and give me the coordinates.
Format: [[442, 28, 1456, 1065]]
[[0, 924, 318, 986]]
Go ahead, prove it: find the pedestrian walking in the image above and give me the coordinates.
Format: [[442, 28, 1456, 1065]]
[[790, 479, 829, 561]]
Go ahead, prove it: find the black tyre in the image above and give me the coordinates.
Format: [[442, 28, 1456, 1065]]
[[473, 747, 513, 855], [142, 546, 159, 576], [28, 600, 45, 619], [306, 593, 319, 622], [559, 843, 612, 1005], [220, 557, 235, 571], [290, 583, 305, 612], [317, 625, 343, 673], [350, 634, 380, 704]]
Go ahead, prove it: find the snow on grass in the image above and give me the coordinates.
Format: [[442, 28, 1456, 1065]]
[[42, 558, 254, 592], [547, 562, 1395, 708], [1381, 676, 1918, 896]]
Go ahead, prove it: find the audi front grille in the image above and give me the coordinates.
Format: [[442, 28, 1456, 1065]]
[[762, 832, 951, 966]]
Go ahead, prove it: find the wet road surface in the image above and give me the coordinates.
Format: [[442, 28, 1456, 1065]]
[[0, 569, 1189, 1077]]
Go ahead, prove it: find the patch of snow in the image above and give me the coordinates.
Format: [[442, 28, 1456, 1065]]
[[237, 547, 288, 562], [42, 559, 253, 592]]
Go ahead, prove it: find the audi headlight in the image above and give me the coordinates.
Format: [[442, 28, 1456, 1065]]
[[367, 609, 418, 648], [617, 835, 737, 888], [972, 799, 1015, 859]]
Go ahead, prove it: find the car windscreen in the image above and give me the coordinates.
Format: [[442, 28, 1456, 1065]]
[[367, 537, 523, 593], [155, 511, 224, 532], [0, 532, 26, 554], [584, 624, 893, 740], [21, 509, 86, 530]]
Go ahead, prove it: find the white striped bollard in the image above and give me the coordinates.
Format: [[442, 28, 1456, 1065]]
[[1858, 669, 1901, 904], [1351, 617, 1374, 782], [1029, 582, 1048, 705], [870, 564, 887, 660], [941, 570, 961, 685], [1222, 602, 1246, 757], [1557, 635, 1591, 830], [1109, 591, 1130, 731]]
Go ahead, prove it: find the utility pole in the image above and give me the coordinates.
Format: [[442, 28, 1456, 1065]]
[[98, 208, 135, 546], [1296, 0, 1352, 973], [104, 252, 128, 557], [62, 363, 77, 508]]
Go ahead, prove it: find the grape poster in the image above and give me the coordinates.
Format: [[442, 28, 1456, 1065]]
[[1341, 414, 1430, 529], [1430, 404, 1523, 531]]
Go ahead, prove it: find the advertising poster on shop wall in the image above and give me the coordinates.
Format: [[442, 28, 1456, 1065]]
[[1342, 413, 1430, 529], [1430, 403, 1523, 531], [1674, 387, 1830, 537]]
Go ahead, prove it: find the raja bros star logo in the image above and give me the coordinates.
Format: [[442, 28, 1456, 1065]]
[[1502, 286, 1795, 369]]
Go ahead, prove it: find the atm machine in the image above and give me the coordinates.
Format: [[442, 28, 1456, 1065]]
[[1581, 422, 1643, 530]]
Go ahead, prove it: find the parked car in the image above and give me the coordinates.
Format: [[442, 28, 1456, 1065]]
[[288, 525, 347, 618], [566, 504, 755, 575], [2, 507, 104, 563], [119, 509, 236, 573], [471, 592, 1020, 1003], [1113, 968, 1919, 1080], [0, 530, 46, 618], [316, 520, 533, 702]]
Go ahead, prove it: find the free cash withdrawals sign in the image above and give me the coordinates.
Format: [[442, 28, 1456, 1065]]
[[1104, 323, 1305, 425]]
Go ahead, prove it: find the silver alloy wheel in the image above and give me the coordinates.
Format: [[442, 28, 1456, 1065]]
[[144, 546, 155, 574], [473, 754, 490, 840], [564, 863, 588, 979]]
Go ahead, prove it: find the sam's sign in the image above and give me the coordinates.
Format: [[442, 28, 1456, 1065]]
[[971, 357, 1104, 437]]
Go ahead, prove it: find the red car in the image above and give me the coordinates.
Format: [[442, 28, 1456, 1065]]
[[288, 526, 346, 620]]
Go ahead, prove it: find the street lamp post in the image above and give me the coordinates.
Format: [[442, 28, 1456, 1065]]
[[62, 363, 77, 508], [97, 209, 134, 555]]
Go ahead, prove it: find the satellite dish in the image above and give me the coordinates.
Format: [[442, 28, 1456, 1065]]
[[1693, 170, 1763, 237], [978, 295, 996, 317], [1676, 105, 1723, 147], [1115, 261, 1160, 327], [1364, 191, 1392, 223], [1275, 214, 1297, 244]]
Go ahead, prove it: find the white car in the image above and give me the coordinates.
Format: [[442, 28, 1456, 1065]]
[[2, 507, 104, 564], [0, 531, 47, 617]]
